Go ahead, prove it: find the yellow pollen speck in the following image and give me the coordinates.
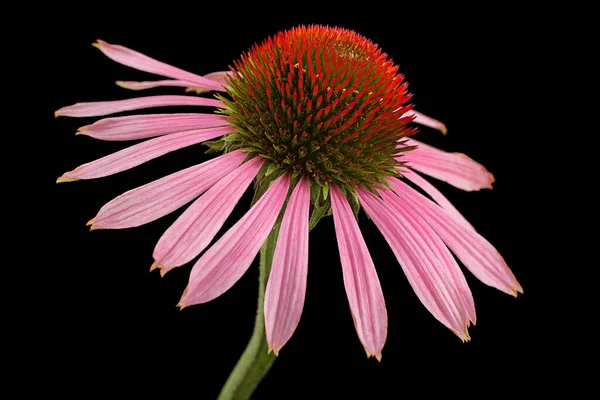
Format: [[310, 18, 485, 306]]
[[354, 90, 360, 94], [327, 87, 331, 91], [368, 91, 373, 95]]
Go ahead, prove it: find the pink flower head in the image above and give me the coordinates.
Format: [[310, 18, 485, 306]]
[[56, 25, 521, 360]]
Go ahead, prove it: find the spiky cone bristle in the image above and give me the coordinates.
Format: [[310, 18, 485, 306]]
[[220, 25, 416, 194]]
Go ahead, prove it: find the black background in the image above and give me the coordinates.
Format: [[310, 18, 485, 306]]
[[32, 4, 575, 399]]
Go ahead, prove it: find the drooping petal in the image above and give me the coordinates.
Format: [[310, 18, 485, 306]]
[[93, 40, 224, 91], [116, 79, 199, 90], [152, 157, 263, 275], [402, 170, 472, 228], [179, 174, 291, 306], [77, 113, 229, 141], [330, 185, 387, 359], [55, 95, 224, 118], [57, 126, 233, 182], [400, 138, 495, 191], [88, 150, 246, 230], [403, 110, 447, 134], [358, 188, 475, 340], [387, 178, 523, 296], [264, 178, 310, 355]]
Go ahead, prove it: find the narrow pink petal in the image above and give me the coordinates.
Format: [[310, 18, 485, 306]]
[[94, 40, 224, 91], [88, 150, 245, 230], [116, 79, 199, 90], [387, 178, 523, 296], [202, 71, 231, 83], [402, 170, 472, 228], [153, 157, 263, 274], [330, 185, 387, 359], [57, 126, 232, 182], [55, 95, 224, 118], [179, 174, 290, 306], [403, 110, 447, 134], [118, 72, 232, 93], [358, 188, 475, 341], [264, 178, 310, 355], [185, 71, 232, 94], [78, 113, 229, 141], [401, 138, 495, 191]]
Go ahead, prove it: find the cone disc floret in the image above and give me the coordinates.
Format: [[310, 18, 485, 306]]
[[220, 25, 415, 192]]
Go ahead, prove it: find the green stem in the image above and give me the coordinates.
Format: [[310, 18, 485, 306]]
[[217, 222, 280, 400]]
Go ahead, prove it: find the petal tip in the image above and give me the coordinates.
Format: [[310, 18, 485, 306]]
[[115, 81, 142, 91], [486, 172, 496, 189], [159, 266, 170, 278], [185, 87, 210, 95], [56, 175, 79, 183], [511, 283, 524, 297], [150, 261, 163, 273], [458, 328, 471, 343], [92, 39, 106, 49], [440, 124, 448, 135]]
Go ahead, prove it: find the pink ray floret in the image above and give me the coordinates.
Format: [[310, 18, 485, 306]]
[[264, 178, 310, 355], [402, 170, 473, 228], [388, 178, 523, 296], [93, 40, 225, 91], [77, 113, 230, 141], [116, 79, 200, 90], [402, 109, 448, 134], [152, 157, 263, 275], [358, 188, 475, 341], [179, 174, 291, 306], [88, 150, 246, 230], [57, 126, 233, 182], [400, 138, 495, 191], [55, 95, 224, 118], [331, 185, 387, 359]]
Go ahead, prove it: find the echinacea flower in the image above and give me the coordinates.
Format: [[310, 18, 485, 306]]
[[56, 25, 522, 363]]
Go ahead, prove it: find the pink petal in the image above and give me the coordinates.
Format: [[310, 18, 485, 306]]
[[116, 79, 199, 90], [153, 157, 263, 275], [401, 138, 495, 191], [331, 185, 387, 359], [77, 113, 229, 141], [179, 174, 291, 306], [202, 71, 231, 83], [118, 72, 232, 92], [402, 170, 472, 228], [403, 110, 447, 134], [388, 178, 523, 296], [264, 178, 310, 355], [185, 71, 232, 94], [94, 40, 224, 91], [88, 150, 245, 230], [358, 188, 475, 341], [57, 126, 232, 182], [55, 95, 224, 118]]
